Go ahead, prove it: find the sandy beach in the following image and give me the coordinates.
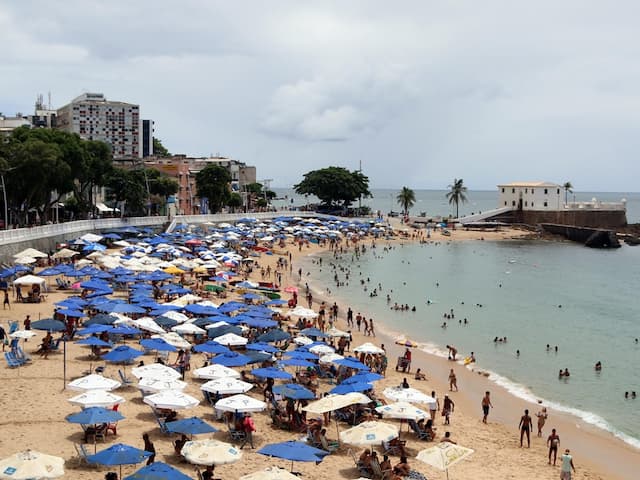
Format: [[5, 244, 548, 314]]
[[0, 223, 636, 480]]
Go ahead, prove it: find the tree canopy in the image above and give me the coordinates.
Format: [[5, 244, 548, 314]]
[[152, 137, 171, 157], [294, 166, 370, 207], [195, 164, 232, 213], [446, 178, 468, 218], [396, 187, 416, 216]]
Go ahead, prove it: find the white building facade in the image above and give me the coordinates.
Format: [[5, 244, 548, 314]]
[[498, 182, 563, 211]]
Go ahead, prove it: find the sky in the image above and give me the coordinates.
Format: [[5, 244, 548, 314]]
[[2, 1, 640, 192]]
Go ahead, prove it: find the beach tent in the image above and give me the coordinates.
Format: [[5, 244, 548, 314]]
[[13, 274, 47, 291]]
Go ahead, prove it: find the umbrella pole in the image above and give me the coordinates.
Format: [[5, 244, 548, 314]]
[[63, 338, 67, 390]]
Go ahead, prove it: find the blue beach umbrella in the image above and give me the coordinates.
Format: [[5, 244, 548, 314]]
[[77, 325, 112, 336], [257, 329, 290, 343], [265, 299, 288, 306], [165, 417, 218, 437], [299, 327, 328, 338], [279, 358, 316, 368], [341, 372, 384, 384], [140, 338, 177, 353], [329, 382, 373, 395], [87, 443, 152, 478], [124, 461, 192, 480], [245, 342, 279, 353], [76, 337, 112, 347], [30, 318, 66, 332], [66, 407, 125, 425], [101, 303, 147, 315], [84, 314, 118, 326], [257, 440, 328, 472], [211, 352, 251, 367], [245, 351, 273, 364], [193, 341, 230, 355], [57, 309, 86, 318], [334, 357, 369, 370], [102, 345, 144, 363], [273, 384, 315, 400], [285, 350, 318, 360], [242, 318, 278, 329], [108, 326, 142, 336], [251, 367, 293, 380]]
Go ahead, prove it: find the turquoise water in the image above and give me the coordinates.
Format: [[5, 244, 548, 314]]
[[272, 188, 640, 223], [301, 239, 640, 448]]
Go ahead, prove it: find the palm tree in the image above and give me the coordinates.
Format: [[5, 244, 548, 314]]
[[396, 187, 416, 217], [446, 178, 468, 218], [563, 181, 573, 205]]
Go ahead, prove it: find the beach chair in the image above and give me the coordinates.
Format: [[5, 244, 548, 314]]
[[155, 414, 171, 435], [320, 435, 339, 453], [408, 420, 432, 441], [7, 351, 26, 366], [225, 419, 247, 443], [381, 439, 406, 457], [4, 352, 21, 368], [118, 369, 134, 386], [74, 443, 96, 467], [348, 448, 372, 478], [371, 458, 392, 480]]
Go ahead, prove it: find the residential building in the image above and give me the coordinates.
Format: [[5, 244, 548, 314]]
[[141, 119, 154, 158], [56, 93, 140, 159], [144, 155, 257, 214]]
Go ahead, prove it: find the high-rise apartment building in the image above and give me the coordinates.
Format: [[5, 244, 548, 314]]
[[56, 93, 140, 159]]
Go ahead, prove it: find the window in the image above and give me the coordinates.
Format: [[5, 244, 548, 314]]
[[512, 188, 515, 193], [504, 201, 507, 206], [512, 200, 516, 206], [557, 189, 560, 194], [543, 201, 548, 207], [501, 188, 505, 193], [525, 188, 528, 194], [544, 188, 548, 194], [531, 202, 534, 207], [531, 189, 534, 194], [525, 201, 528, 207]]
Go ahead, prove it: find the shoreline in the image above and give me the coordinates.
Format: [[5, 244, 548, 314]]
[[295, 235, 638, 480]]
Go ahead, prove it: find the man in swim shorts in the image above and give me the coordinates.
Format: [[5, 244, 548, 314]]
[[547, 428, 560, 465], [519, 409, 533, 447], [481, 391, 492, 423]]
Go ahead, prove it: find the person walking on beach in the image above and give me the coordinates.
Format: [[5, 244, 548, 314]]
[[519, 409, 533, 448], [0, 324, 6, 352], [481, 391, 493, 423], [442, 394, 454, 425], [142, 433, 155, 465], [3, 290, 9, 310], [448, 369, 458, 391], [560, 449, 576, 479], [547, 428, 560, 465], [429, 391, 439, 420]]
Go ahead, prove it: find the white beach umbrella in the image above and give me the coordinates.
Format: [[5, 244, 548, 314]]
[[201, 378, 253, 395], [169, 293, 203, 306], [205, 321, 230, 329], [375, 402, 430, 421], [51, 248, 79, 259], [67, 374, 121, 392], [213, 333, 248, 346], [138, 377, 188, 393], [193, 364, 241, 380], [161, 311, 190, 323], [9, 330, 36, 339], [143, 390, 200, 410], [309, 344, 334, 355], [0, 450, 64, 479], [181, 439, 242, 466], [152, 332, 192, 349], [319, 353, 344, 364], [132, 363, 182, 380], [416, 442, 474, 479], [303, 393, 370, 415], [339, 421, 399, 446], [80, 233, 103, 243], [240, 467, 300, 480], [14, 248, 48, 259], [383, 387, 437, 408], [132, 317, 166, 335], [290, 306, 318, 318], [214, 394, 267, 413], [14, 256, 37, 265], [326, 327, 350, 338], [172, 323, 206, 335], [293, 336, 314, 346], [353, 342, 385, 354], [67, 390, 125, 408]]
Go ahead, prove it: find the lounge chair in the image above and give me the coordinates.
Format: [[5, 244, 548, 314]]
[[371, 458, 392, 480], [155, 414, 171, 435], [408, 419, 433, 441], [74, 443, 96, 467], [348, 448, 372, 478], [225, 419, 247, 443], [4, 352, 22, 368], [320, 435, 339, 453], [118, 369, 134, 386]]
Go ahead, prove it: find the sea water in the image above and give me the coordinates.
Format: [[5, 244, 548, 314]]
[[300, 239, 640, 449], [272, 188, 640, 223]]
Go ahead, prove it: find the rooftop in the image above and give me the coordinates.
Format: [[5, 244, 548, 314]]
[[497, 181, 561, 188]]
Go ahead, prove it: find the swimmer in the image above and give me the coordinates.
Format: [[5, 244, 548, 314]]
[[595, 361, 602, 371], [558, 369, 564, 379], [441, 322, 447, 329], [633, 392, 637, 399], [516, 350, 520, 357], [563, 368, 570, 377]]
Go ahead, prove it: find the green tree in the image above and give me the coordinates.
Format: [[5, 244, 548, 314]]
[[227, 192, 243, 212], [446, 178, 468, 218], [195, 164, 232, 213], [563, 181, 573, 205], [105, 168, 146, 217], [245, 182, 264, 195], [396, 187, 416, 216], [146, 168, 179, 213], [294, 166, 371, 207], [153, 138, 171, 157]]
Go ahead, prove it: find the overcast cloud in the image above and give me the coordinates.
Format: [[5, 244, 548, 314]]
[[2, 1, 640, 191]]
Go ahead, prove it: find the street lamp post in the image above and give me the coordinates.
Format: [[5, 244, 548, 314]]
[[1, 172, 7, 230]]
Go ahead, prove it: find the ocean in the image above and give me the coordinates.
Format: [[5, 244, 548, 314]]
[[299, 238, 640, 450], [271, 188, 640, 223]]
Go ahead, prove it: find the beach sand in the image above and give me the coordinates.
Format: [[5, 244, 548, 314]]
[[0, 224, 636, 479]]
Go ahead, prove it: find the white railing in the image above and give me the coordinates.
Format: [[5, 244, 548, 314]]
[[564, 201, 626, 211], [457, 207, 514, 225]]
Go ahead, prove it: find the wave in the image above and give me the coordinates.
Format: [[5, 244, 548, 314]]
[[485, 369, 640, 450]]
